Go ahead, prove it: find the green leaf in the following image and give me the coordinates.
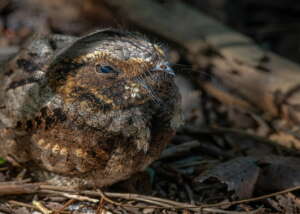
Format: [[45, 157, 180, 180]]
[[0, 157, 6, 165]]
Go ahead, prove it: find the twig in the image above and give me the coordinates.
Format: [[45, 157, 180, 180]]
[[184, 184, 195, 205], [53, 199, 75, 214], [40, 184, 76, 192], [89, 190, 262, 213], [160, 140, 201, 159], [96, 197, 105, 214], [0, 183, 40, 196], [81, 185, 300, 211], [8, 200, 36, 209], [9, 199, 70, 214], [16, 169, 27, 181], [96, 189, 121, 206], [96, 189, 171, 208], [32, 200, 52, 214], [40, 189, 99, 203], [3, 183, 300, 212], [201, 185, 300, 209]]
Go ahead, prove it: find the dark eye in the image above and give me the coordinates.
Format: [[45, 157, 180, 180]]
[[96, 65, 115, 74]]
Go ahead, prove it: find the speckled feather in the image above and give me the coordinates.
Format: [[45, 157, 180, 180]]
[[0, 29, 182, 188]]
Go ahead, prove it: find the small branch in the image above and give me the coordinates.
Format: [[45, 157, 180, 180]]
[[9, 200, 70, 214], [40, 189, 99, 203], [81, 185, 300, 211], [32, 200, 52, 214], [53, 199, 75, 214], [0, 183, 40, 196], [203, 185, 300, 209], [2, 182, 300, 212], [160, 140, 201, 159], [8, 200, 36, 209]]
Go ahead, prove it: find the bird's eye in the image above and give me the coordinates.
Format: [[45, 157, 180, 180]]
[[96, 65, 115, 74]]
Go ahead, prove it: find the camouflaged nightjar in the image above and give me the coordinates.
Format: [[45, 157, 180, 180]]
[[0, 29, 182, 187]]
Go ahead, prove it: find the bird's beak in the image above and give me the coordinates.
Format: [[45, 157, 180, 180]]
[[163, 65, 176, 76], [152, 62, 176, 76]]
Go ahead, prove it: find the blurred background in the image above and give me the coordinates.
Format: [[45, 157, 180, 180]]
[[1, 0, 300, 62]]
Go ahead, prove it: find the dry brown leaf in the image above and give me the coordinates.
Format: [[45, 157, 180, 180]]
[[195, 157, 260, 199], [256, 156, 300, 192], [269, 132, 300, 150]]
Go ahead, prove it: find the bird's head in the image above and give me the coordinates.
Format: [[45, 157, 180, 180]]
[[47, 29, 176, 111]]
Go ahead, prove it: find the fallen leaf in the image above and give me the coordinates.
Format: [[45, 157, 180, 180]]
[[195, 157, 260, 199], [256, 156, 300, 192]]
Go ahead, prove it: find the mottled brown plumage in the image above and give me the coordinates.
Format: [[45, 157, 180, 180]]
[[0, 29, 182, 187]]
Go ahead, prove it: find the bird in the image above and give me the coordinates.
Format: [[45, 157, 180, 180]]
[[0, 29, 182, 188]]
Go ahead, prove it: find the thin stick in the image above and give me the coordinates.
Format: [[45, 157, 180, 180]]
[[0, 183, 40, 196], [201, 185, 300, 209], [8, 200, 36, 209], [40, 189, 99, 203], [96, 189, 171, 208], [81, 185, 300, 211], [96, 197, 106, 214], [32, 200, 52, 214], [4, 183, 300, 212], [53, 199, 75, 214]]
